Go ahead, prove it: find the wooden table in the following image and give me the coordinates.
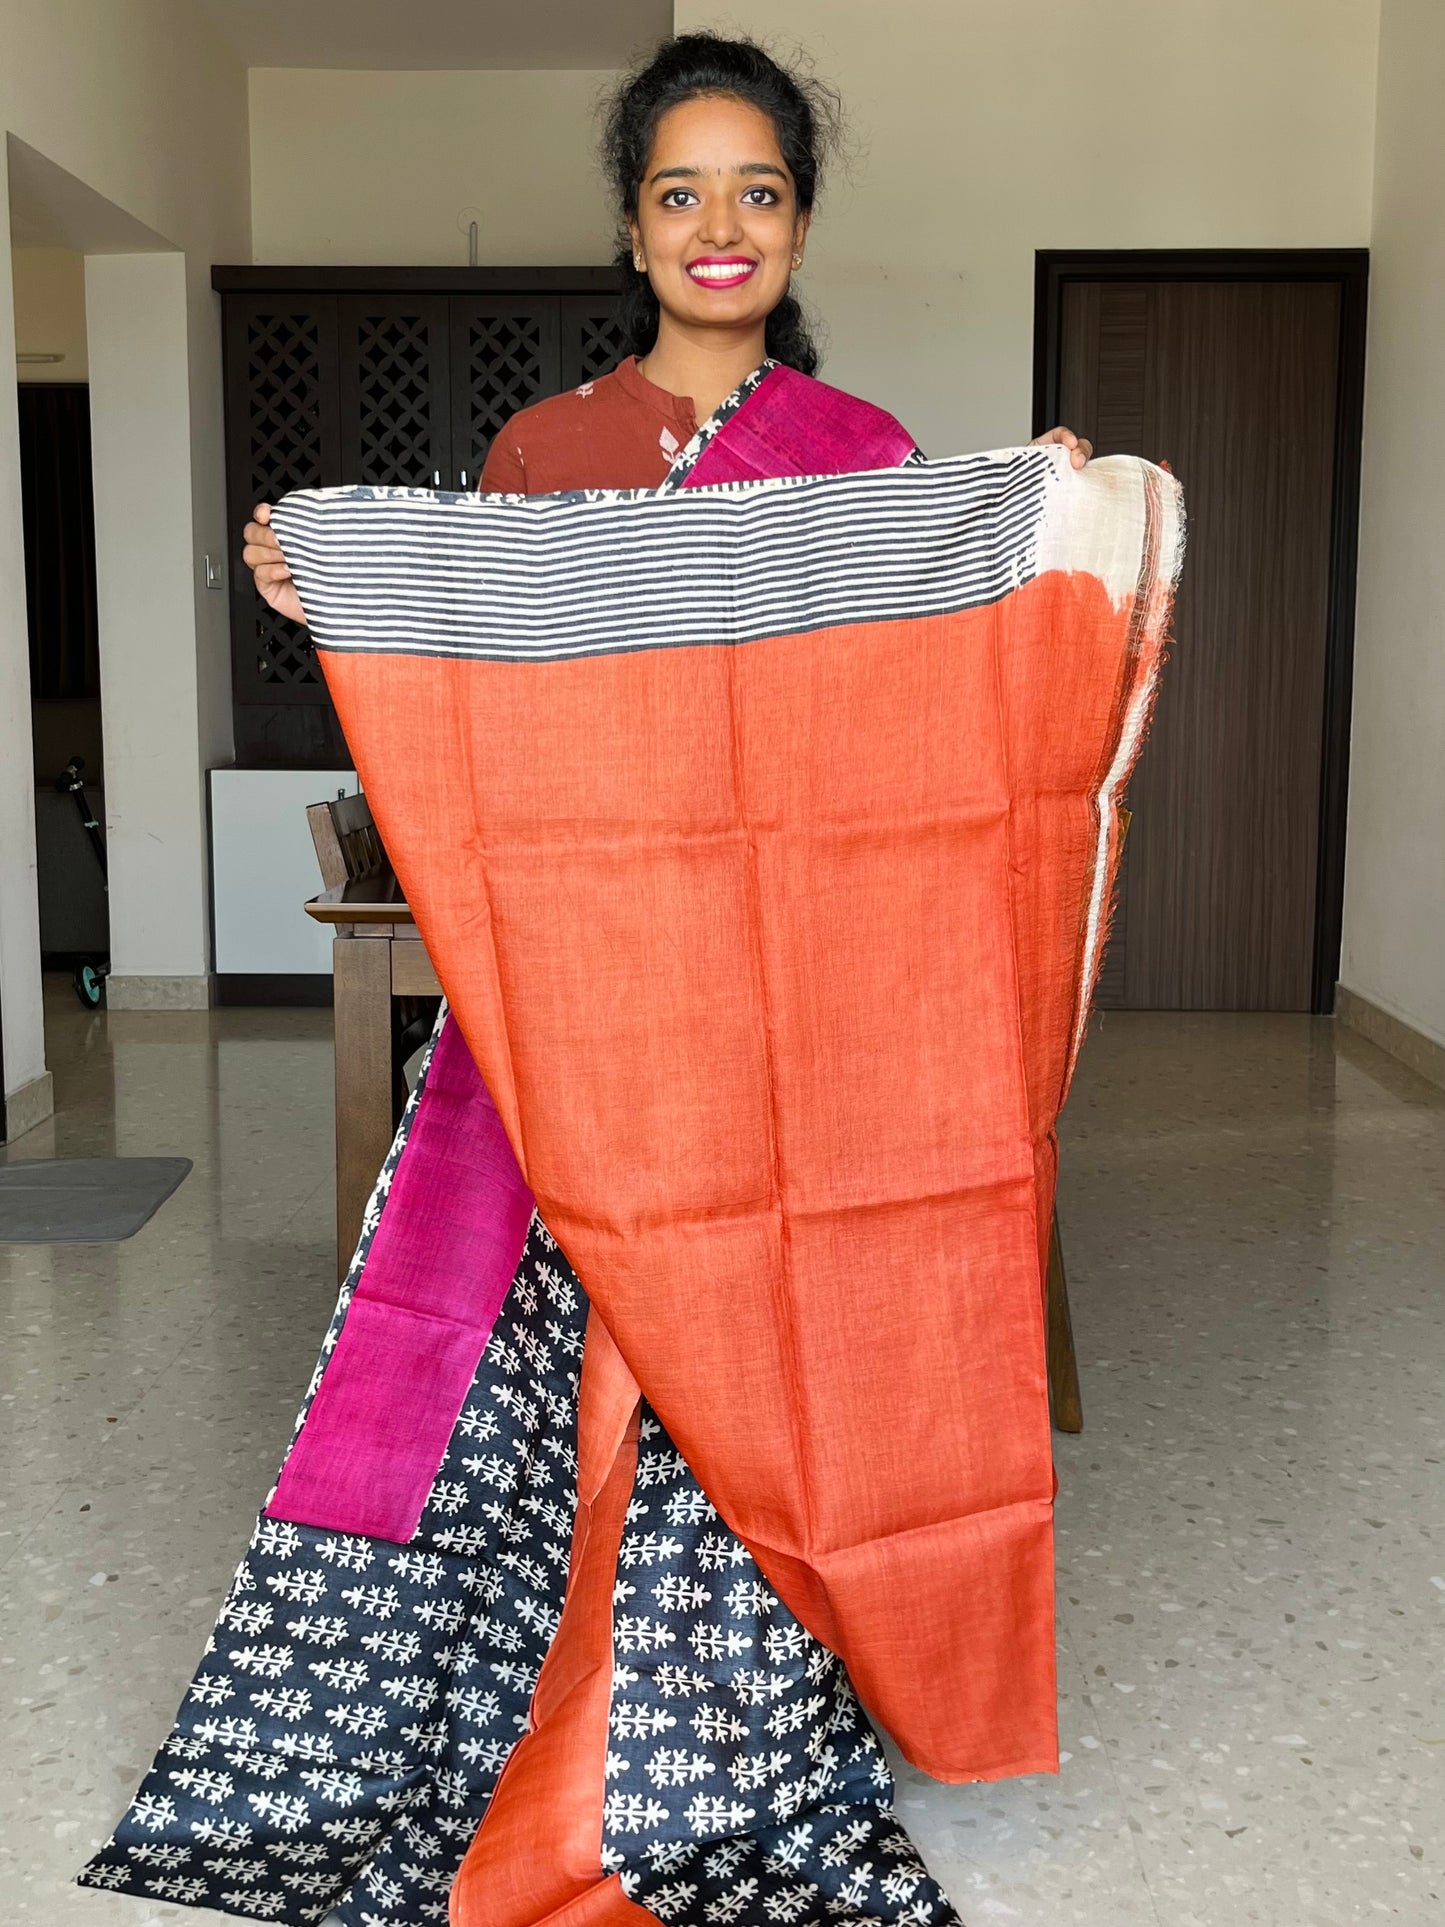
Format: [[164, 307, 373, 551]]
[[306, 872, 442, 1278]]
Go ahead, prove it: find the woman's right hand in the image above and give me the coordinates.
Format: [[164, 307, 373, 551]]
[[243, 502, 307, 626]]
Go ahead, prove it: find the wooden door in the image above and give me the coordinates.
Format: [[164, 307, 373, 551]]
[[1051, 272, 1358, 1010]]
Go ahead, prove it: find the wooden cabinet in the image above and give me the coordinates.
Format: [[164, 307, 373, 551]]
[[215, 268, 623, 765]]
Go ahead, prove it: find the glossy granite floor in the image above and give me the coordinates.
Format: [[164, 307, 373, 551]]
[[1, 979, 1441, 1927]]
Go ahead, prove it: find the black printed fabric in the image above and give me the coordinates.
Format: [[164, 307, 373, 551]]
[[80, 1017, 960, 1926], [606, 1414, 959, 1927], [78, 1205, 585, 1924]]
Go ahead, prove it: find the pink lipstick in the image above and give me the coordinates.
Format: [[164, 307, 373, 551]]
[[686, 255, 758, 289]]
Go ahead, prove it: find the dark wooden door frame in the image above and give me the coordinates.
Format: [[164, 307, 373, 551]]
[[1033, 248, 1368, 1016]]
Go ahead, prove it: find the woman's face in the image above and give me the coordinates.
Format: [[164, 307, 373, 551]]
[[629, 95, 809, 342]]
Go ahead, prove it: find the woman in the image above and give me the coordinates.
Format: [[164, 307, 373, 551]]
[[242, 36, 1088, 600], [85, 35, 1093, 1927]]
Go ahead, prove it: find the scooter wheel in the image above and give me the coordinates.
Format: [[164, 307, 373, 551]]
[[74, 960, 106, 1009]]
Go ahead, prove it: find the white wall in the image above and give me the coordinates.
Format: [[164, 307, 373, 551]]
[[11, 246, 88, 378], [1339, 0, 1445, 1048], [0, 0, 249, 1086], [675, 0, 1380, 452], [87, 254, 213, 989], [249, 69, 620, 265]]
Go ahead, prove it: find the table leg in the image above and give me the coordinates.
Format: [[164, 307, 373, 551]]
[[1045, 1208, 1084, 1433], [332, 936, 394, 1281]]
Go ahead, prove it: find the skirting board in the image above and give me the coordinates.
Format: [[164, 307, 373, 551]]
[[214, 974, 334, 1008], [105, 975, 214, 1011], [4, 1071, 55, 1144], [1335, 983, 1445, 1091]]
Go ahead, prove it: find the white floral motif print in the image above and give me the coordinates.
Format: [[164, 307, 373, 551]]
[[79, 1008, 957, 1927], [79, 1018, 588, 1926], [605, 1413, 959, 1925]]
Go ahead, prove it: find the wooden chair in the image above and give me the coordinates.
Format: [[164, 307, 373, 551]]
[[305, 792, 386, 893], [307, 793, 440, 1119]]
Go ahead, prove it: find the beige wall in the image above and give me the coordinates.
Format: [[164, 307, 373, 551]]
[[249, 68, 620, 265], [0, 184, 47, 1116], [1339, 0, 1445, 1047], [0, 0, 249, 1102], [675, 0, 1380, 452], [11, 246, 87, 378]]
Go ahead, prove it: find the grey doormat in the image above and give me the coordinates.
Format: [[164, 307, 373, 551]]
[[0, 1157, 192, 1243]]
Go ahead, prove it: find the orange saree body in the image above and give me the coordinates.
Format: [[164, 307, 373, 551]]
[[271, 443, 1182, 1924]]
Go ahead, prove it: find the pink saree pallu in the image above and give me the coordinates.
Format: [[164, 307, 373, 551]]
[[271, 445, 1182, 1809]]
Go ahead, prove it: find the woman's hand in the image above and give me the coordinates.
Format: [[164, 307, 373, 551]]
[[242, 502, 307, 627], [1030, 425, 1094, 469]]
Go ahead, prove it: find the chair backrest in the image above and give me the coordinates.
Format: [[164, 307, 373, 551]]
[[307, 791, 386, 889]]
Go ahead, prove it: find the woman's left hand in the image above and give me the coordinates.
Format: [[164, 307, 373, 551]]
[[1030, 425, 1093, 469]]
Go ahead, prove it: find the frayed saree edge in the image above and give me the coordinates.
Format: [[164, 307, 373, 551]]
[[1065, 464, 1187, 1085]]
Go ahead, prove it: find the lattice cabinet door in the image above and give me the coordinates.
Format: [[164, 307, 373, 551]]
[[559, 295, 626, 391], [338, 296, 453, 490], [223, 295, 341, 705], [449, 301, 562, 490]]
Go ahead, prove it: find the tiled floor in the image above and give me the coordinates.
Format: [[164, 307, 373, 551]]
[[1, 980, 1441, 1926]]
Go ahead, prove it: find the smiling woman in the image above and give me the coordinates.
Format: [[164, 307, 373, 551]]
[[92, 31, 1111, 1927], [601, 34, 836, 402]]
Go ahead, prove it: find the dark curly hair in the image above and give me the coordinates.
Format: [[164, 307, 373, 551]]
[[600, 33, 841, 375]]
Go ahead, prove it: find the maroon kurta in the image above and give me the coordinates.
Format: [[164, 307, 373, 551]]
[[479, 355, 699, 495]]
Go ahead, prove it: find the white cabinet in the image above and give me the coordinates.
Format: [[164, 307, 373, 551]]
[[210, 768, 357, 975]]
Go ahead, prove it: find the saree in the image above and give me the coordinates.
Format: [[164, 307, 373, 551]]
[[286, 427, 1177, 1927], [80, 370, 999, 1927], [81, 365, 1182, 1927]]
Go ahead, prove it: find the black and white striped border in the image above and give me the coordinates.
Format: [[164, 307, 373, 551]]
[[271, 450, 1057, 666]]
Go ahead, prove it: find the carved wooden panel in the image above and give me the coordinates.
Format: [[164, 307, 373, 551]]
[[450, 301, 561, 488], [339, 297, 451, 489], [560, 296, 627, 389], [222, 281, 621, 753], [223, 297, 340, 704]]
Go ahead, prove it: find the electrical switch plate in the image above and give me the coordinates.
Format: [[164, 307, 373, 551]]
[[204, 554, 225, 591]]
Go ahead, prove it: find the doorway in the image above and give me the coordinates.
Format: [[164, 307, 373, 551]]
[[19, 378, 108, 986], [1033, 249, 1367, 1013]]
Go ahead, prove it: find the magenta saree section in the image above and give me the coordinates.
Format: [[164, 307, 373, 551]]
[[678, 363, 918, 487], [268, 1015, 535, 1543]]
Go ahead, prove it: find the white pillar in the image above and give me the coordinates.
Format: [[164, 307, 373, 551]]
[[0, 143, 53, 1138], [86, 251, 211, 1006]]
